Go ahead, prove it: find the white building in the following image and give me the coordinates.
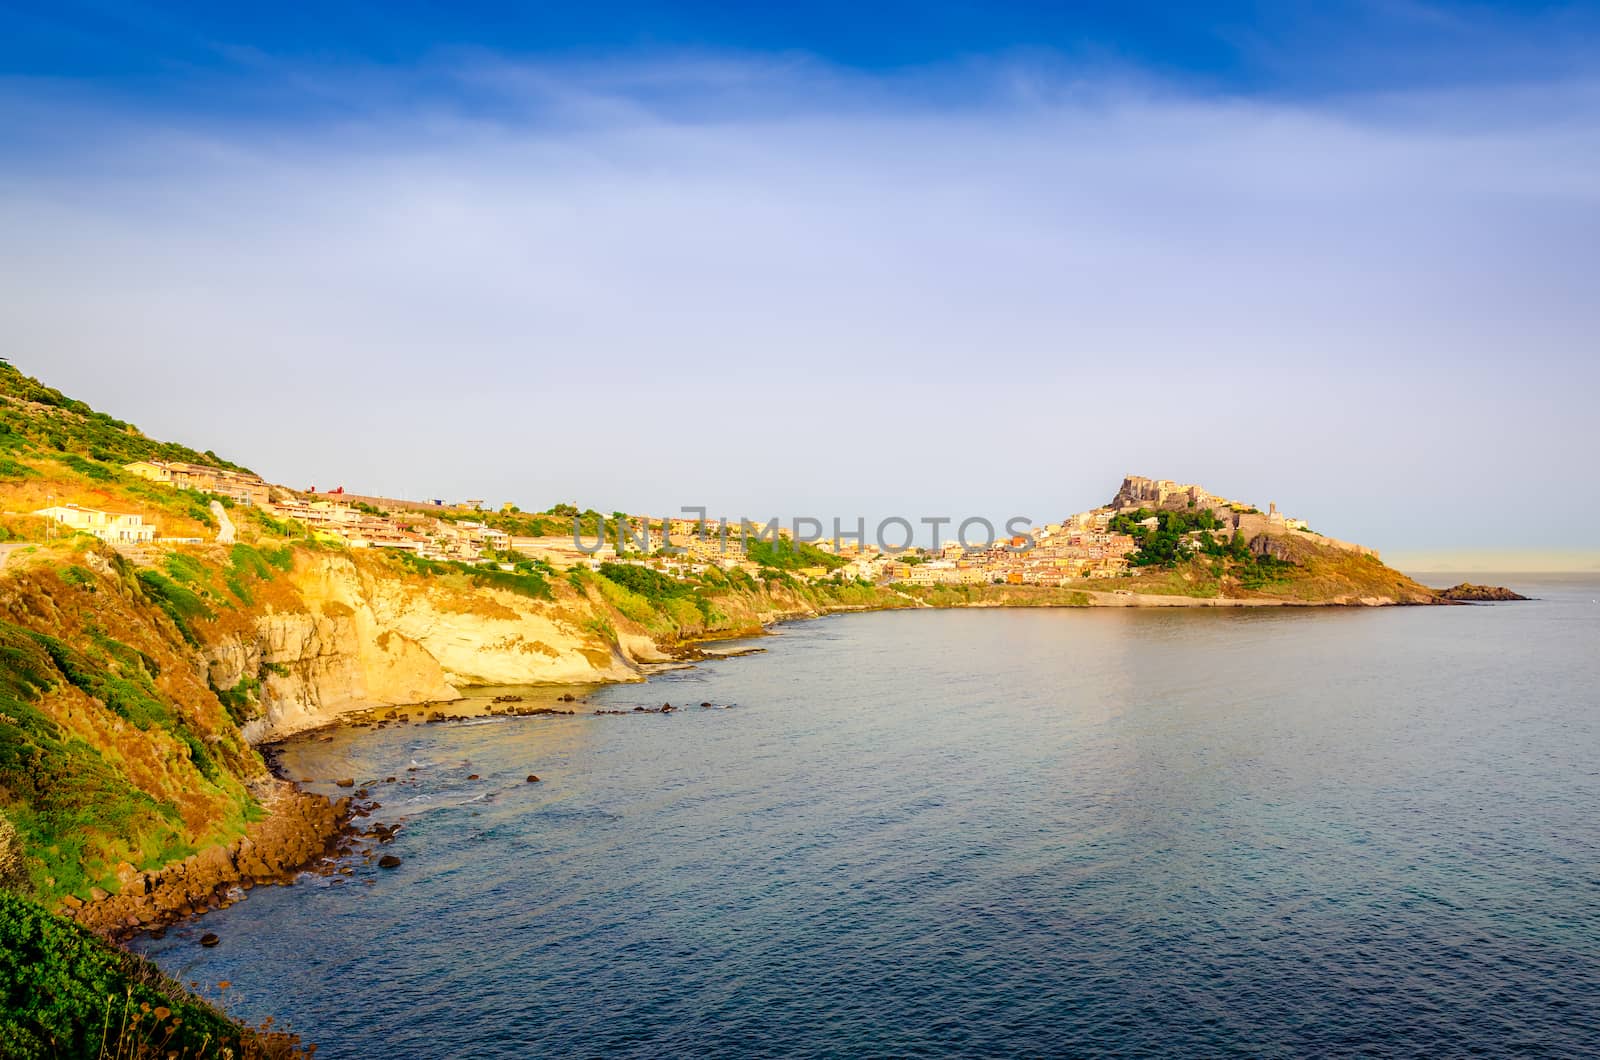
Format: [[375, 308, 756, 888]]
[[34, 504, 155, 544]]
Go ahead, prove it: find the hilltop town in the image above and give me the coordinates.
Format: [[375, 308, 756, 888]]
[[19, 453, 1376, 598]]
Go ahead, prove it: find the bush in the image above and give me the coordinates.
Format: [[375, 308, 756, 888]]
[[392, 551, 553, 601], [53, 454, 114, 482], [134, 571, 213, 645], [0, 892, 301, 1058], [743, 537, 847, 571]]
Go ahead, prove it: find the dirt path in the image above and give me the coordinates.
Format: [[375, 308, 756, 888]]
[[211, 500, 236, 544]]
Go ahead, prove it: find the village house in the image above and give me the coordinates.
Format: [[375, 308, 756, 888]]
[[34, 504, 155, 544], [123, 459, 271, 506]]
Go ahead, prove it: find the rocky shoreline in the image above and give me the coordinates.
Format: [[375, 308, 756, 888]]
[[66, 780, 352, 942], [1435, 582, 1530, 602], [59, 580, 1520, 943]]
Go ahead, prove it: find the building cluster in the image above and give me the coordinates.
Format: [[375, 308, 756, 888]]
[[26, 465, 1360, 579], [810, 519, 1139, 587], [261, 497, 514, 561], [123, 460, 273, 506]]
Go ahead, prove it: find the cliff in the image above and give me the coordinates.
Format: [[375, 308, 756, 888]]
[[0, 533, 876, 915]]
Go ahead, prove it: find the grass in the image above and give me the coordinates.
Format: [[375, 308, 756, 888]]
[[0, 891, 306, 1058], [0, 557, 262, 901], [134, 571, 214, 646], [391, 551, 554, 600], [0, 361, 250, 475], [743, 536, 848, 572]]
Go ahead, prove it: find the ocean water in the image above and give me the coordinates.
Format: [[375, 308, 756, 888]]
[[134, 576, 1600, 1057]]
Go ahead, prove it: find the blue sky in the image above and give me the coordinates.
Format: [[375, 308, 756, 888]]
[[4, 1, 1597, 93], [3, 2, 1599, 565]]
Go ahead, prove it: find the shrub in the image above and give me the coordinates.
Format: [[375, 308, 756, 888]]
[[134, 571, 213, 645], [212, 675, 261, 727], [54, 453, 114, 482], [0, 892, 301, 1058]]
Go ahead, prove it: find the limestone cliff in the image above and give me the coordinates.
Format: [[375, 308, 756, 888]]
[[204, 548, 657, 740], [0, 536, 850, 916]]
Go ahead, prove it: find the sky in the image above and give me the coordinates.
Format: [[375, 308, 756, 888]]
[[2, 1, 1598, 565]]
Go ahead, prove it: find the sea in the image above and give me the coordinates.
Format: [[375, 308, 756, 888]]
[[132, 574, 1600, 1058]]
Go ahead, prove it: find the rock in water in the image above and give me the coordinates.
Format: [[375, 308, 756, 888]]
[[378, 855, 402, 869], [199, 932, 220, 947], [1436, 583, 1529, 601], [526, 775, 541, 783]]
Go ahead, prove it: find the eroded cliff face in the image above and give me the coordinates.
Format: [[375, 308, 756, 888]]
[[204, 550, 672, 740], [0, 540, 807, 913]]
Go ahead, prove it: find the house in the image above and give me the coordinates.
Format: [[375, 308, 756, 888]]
[[122, 459, 271, 505], [34, 504, 155, 544], [123, 460, 174, 484]]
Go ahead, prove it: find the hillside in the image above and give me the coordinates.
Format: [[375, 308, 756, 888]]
[[0, 890, 304, 1058], [0, 360, 247, 542], [0, 362, 906, 923], [1062, 535, 1440, 605]]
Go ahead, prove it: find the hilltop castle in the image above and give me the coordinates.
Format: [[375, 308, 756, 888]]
[[1104, 475, 1377, 558]]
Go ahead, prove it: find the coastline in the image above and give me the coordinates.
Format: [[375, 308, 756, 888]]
[[69, 779, 355, 942], [71, 582, 1452, 942]]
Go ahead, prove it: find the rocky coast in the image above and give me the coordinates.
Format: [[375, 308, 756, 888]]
[[68, 781, 351, 941]]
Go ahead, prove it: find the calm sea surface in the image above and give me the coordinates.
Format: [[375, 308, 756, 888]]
[[135, 576, 1600, 1057]]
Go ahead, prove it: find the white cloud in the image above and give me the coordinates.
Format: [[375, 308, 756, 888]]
[[3, 56, 1597, 551]]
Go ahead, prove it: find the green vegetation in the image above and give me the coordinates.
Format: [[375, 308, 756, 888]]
[[544, 503, 607, 539], [429, 503, 617, 541], [1108, 507, 1227, 566], [595, 562, 719, 623], [0, 611, 251, 899], [391, 551, 553, 601], [0, 891, 301, 1059], [1109, 507, 1304, 587], [1237, 552, 1299, 590], [743, 536, 848, 572], [435, 507, 550, 538], [0, 362, 250, 475], [245, 507, 306, 540], [0, 455, 37, 479], [212, 675, 262, 728], [134, 571, 214, 646], [53, 454, 115, 482], [222, 543, 293, 605]]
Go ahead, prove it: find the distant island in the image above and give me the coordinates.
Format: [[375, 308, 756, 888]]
[[0, 360, 1526, 1052], [1434, 583, 1530, 602]]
